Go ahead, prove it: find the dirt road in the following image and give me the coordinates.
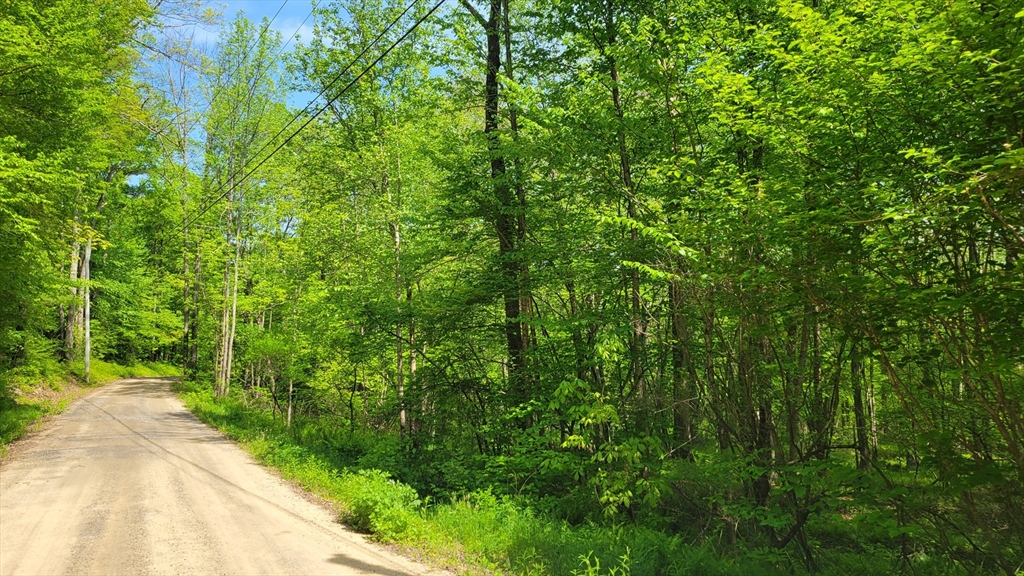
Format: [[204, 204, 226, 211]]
[[0, 378, 440, 575]]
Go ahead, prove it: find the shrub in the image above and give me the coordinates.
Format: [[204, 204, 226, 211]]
[[341, 469, 423, 542]]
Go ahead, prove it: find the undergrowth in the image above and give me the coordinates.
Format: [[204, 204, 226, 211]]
[[177, 381, 827, 576], [67, 358, 182, 384]]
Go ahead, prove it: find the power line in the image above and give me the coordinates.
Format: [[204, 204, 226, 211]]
[[181, 0, 444, 231], [219, 0, 417, 177], [205, 0, 322, 126], [277, 0, 322, 53], [216, 0, 322, 124]]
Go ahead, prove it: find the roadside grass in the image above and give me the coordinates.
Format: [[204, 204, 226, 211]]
[[0, 359, 181, 457], [179, 381, 797, 576]]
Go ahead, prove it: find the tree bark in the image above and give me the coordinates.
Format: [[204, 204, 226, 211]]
[[225, 226, 241, 393], [467, 0, 527, 406], [502, 0, 532, 369], [215, 190, 241, 398], [286, 376, 294, 427], [83, 238, 92, 382], [395, 297, 405, 438], [181, 138, 192, 377], [64, 236, 80, 360], [215, 250, 232, 396], [602, 1, 644, 400], [190, 252, 201, 370], [852, 344, 871, 470]]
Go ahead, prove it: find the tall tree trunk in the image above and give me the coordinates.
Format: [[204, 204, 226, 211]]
[[181, 140, 192, 377], [408, 286, 419, 434], [74, 240, 86, 354], [469, 0, 526, 405], [269, 365, 278, 419], [216, 250, 232, 396], [388, 166, 407, 440], [460, 0, 528, 411], [65, 236, 80, 360], [286, 284, 302, 427], [190, 252, 201, 370], [868, 358, 878, 459], [83, 238, 92, 383], [852, 344, 870, 470], [215, 189, 241, 398], [226, 229, 241, 388], [502, 0, 532, 370], [393, 225, 405, 438], [182, 253, 190, 376], [286, 376, 294, 427], [603, 1, 644, 400]]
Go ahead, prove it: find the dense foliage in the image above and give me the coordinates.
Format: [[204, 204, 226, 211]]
[[2, 0, 1022, 573], [0, 0, 176, 379]]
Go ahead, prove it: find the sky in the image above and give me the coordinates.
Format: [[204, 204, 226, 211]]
[[195, 0, 321, 51], [183, 0, 329, 108]]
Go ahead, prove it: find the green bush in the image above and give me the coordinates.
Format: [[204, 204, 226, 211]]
[[179, 383, 903, 576], [2, 333, 65, 393], [69, 358, 182, 384], [341, 469, 423, 542]]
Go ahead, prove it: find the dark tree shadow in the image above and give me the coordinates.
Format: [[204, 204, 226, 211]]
[[325, 551, 416, 576]]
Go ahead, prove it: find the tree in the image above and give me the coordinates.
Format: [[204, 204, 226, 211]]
[[0, 0, 152, 379], [198, 14, 288, 397]]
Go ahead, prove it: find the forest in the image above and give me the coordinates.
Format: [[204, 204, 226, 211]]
[[1, 0, 1022, 573]]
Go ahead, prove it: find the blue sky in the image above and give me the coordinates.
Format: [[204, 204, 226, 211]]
[[192, 1, 327, 107], [192, 0, 322, 52]]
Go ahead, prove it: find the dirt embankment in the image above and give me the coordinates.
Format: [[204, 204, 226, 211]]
[[1, 378, 93, 462]]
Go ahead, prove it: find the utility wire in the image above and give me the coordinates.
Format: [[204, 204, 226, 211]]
[[223, 0, 321, 96], [226, 0, 409, 166], [227, 0, 417, 171], [199, 0, 321, 134], [277, 0, 322, 54], [181, 0, 444, 231]]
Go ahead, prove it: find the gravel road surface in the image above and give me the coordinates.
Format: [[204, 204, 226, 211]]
[[0, 377, 439, 575]]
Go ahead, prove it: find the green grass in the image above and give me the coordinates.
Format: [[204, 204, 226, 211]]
[[178, 381, 813, 576], [0, 399, 44, 446], [178, 390, 983, 576], [183, 381, 991, 576], [68, 358, 183, 384]]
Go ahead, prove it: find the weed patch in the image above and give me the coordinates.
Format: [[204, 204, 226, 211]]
[[177, 381, 812, 576]]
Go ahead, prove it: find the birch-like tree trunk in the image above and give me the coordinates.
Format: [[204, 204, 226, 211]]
[[64, 236, 80, 360], [215, 241, 232, 395], [286, 375, 294, 427], [225, 224, 241, 392], [83, 238, 92, 382], [388, 166, 407, 439]]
